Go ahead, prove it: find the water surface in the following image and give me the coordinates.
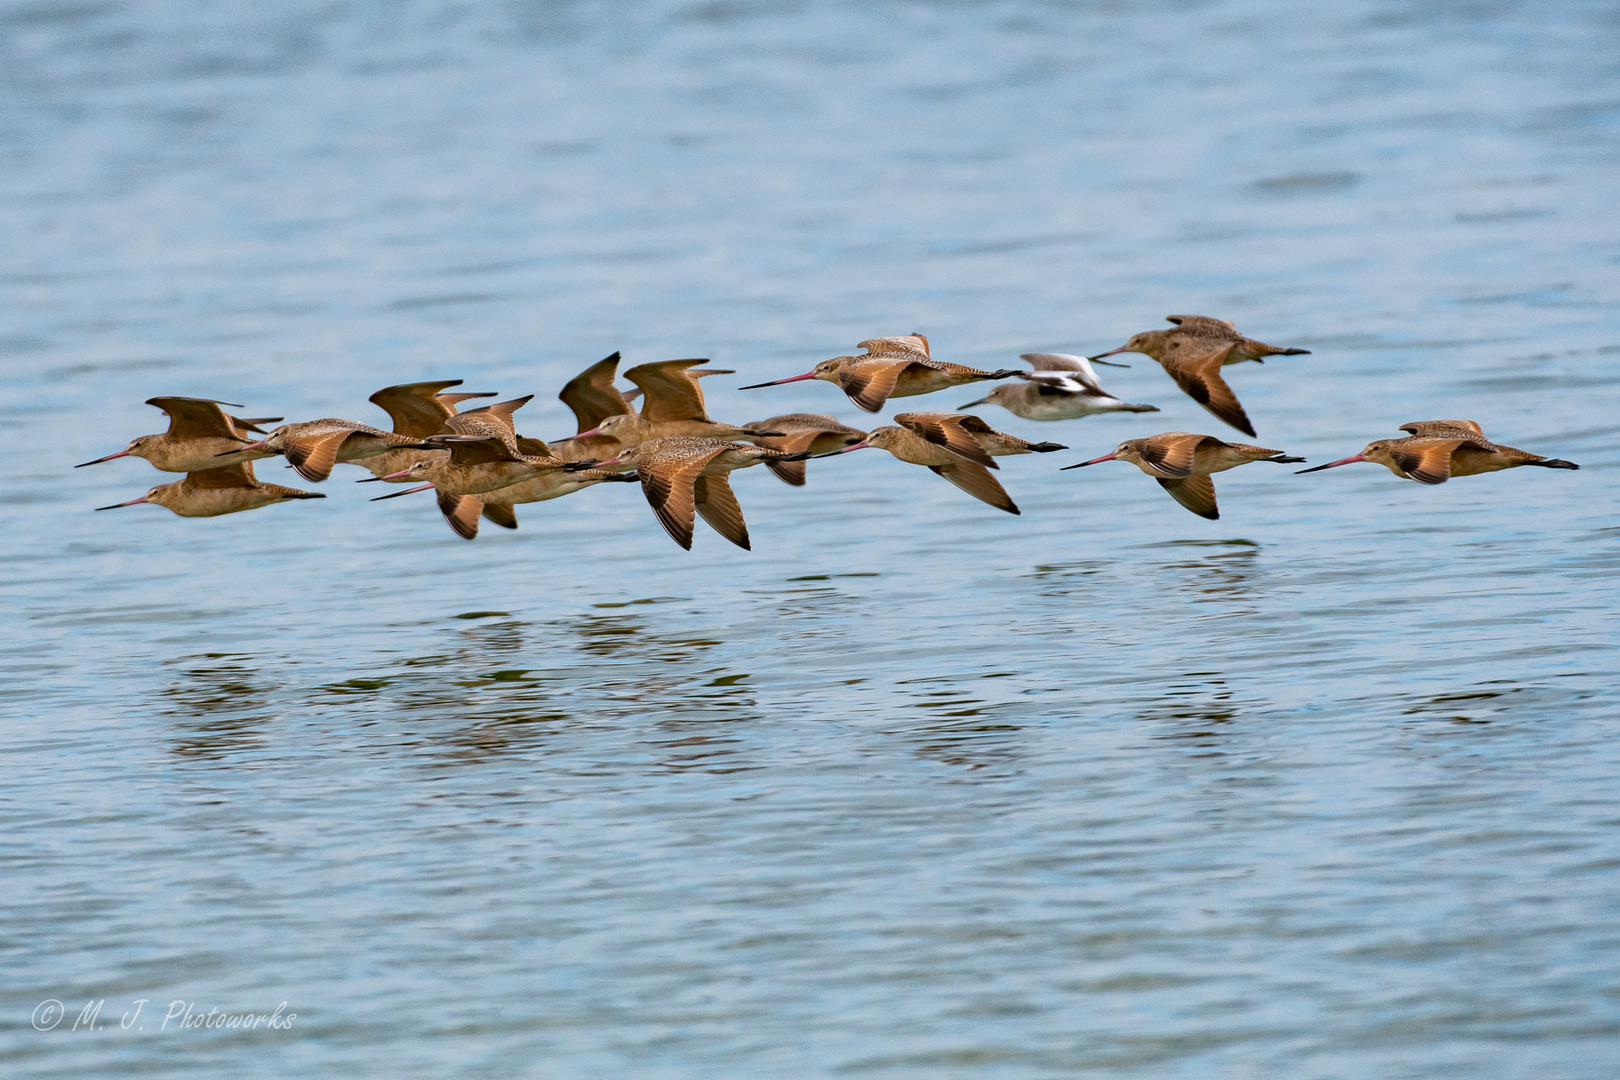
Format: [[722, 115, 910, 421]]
[[3, 1, 1619, 1076]]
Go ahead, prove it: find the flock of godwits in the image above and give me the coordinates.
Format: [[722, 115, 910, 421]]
[[80, 316, 1580, 549]]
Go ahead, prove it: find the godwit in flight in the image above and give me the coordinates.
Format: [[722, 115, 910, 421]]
[[94, 462, 324, 516], [741, 334, 1022, 413], [1063, 431, 1303, 519], [77, 397, 282, 473], [1297, 420, 1579, 484], [1090, 316, 1308, 437]]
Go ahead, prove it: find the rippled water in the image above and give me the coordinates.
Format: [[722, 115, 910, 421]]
[[4, 1, 1619, 1076]]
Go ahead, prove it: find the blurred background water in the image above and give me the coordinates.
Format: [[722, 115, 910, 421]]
[[2, 0, 1619, 1076]]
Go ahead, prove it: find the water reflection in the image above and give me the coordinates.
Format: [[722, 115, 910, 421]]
[[1024, 559, 1110, 600], [160, 652, 273, 760], [1141, 673, 1243, 752], [302, 609, 770, 771], [429, 711, 569, 767], [1149, 540, 1262, 609], [893, 674, 1026, 771]]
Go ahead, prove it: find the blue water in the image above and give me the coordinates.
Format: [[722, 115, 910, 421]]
[[3, 1, 1619, 1076]]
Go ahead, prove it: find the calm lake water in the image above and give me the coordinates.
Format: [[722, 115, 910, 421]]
[[3, 1, 1619, 1076]]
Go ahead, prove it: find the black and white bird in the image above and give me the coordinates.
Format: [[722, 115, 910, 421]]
[[958, 353, 1159, 421]]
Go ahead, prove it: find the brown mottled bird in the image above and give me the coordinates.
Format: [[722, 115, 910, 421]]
[[464, 464, 639, 539], [818, 424, 1022, 515], [1297, 420, 1580, 484], [593, 435, 813, 550], [94, 462, 324, 517], [743, 413, 868, 486], [356, 379, 497, 481], [740, 334, 1023, 413], [76, 397, 283, 473], [892, 412, 1065, 468], [1090, 316, 1309, 437], [552, 351, 638, 463], [234, 419, 438, 482], [368, 433, 585, 540], [1063, 431, 1303, 519], [556, 359, 773, 450]]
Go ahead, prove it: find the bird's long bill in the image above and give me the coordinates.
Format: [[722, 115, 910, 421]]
[[814, 440, 869, 457], [1296, 452, 1367, 474], [94, 495, 149, 510], [1089, 358, 1131, 368], [75, 449, 131, 467], [1060, 452, 1117, 470], [958, 396, 991, 409], [220, 438, 269, 456], [369, 468, 414, 481], [738, 372, 815, 389], [370, 482, 435, 501], [1088, 345, 1131, 360], [590, 455, 625, 469], [553, 427, 598, 442]]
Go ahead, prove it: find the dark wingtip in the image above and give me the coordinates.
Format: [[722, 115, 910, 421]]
[[1027, 442, 1067, 453], [1270, 455, 1306, 464], [1198, 510, 1220, 520], [289, 492, 327, 499], [1531, 458, 1580, 470], [989, 369, 1023, 379], [1280, 348, 1311, 355]]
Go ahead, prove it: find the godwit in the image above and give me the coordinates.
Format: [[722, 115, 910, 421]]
[[1063, 432, 1303, 519], [441, 395, 534, 456], [592, 435, 813, 550], [553, 352, 637, 463], [357, 379, 496, 481], [557, 359, 778, 450], [369, 434, 577, 497], [234, 419, 438, 482], [455, 467, 639, 540], [818, 425, 1021, 514], [94, 462, 324, 517], [1090, 316, 1309, 437], [76, 397, 283, 473], [959, 353, 1159, 421], [891, 412, 1066, 468], [1297, 421, 1580, 484], [740, 334, 1023, 413], [368, 433, 587, 537], [742, 413, 867, 486]]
